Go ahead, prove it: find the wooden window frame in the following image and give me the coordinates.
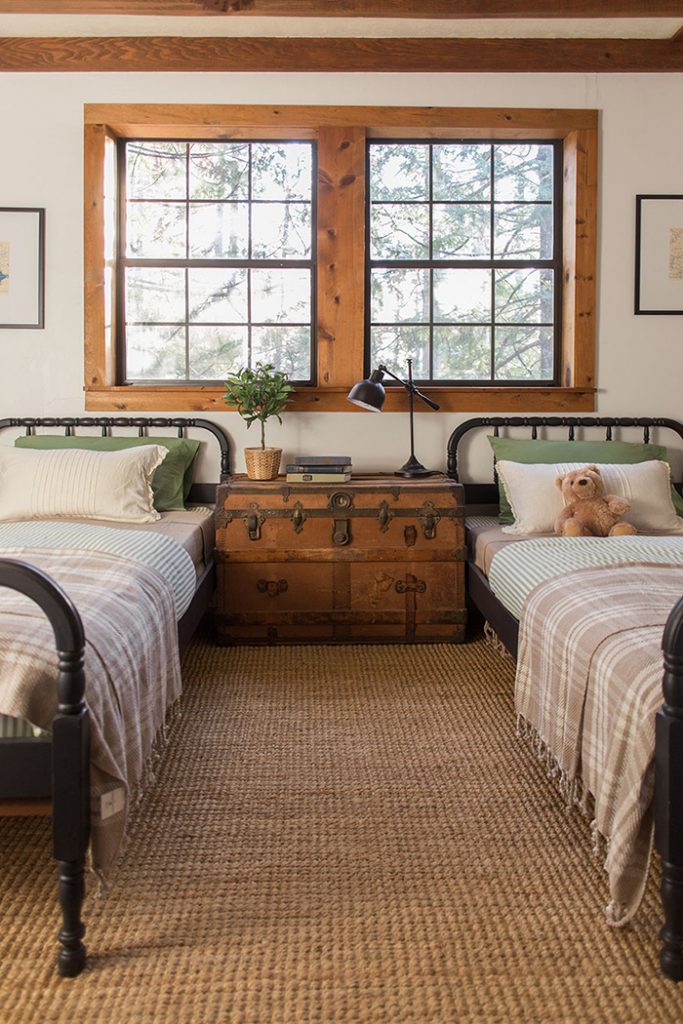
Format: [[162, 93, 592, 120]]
[[84, 104, 597, 413]]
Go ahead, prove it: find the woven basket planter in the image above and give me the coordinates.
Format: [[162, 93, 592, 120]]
[[244, 447, 282, 480]]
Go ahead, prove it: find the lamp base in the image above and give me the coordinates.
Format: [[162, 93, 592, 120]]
[[394, 455, 440, 478]]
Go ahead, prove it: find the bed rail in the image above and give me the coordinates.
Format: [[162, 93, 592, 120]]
[[658, 597, 683, 982], [446, 416, 683, 507], [0, 559, 89, 978], [0, 416, 231, 498]]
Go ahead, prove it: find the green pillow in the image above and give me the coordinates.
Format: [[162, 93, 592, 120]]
[[487, 435, 683, 523], [15, 435, 200, 512]]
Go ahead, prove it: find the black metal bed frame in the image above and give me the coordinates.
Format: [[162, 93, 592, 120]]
[[447, 415, 683, 983], [0, 415, 231, 977]]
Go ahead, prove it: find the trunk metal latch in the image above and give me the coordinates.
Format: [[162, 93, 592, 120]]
[[332, 518, 350, 546], [419, 501, 440, 540]]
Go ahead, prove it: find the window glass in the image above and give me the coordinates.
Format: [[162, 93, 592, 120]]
[[367, 140, 559, 384], [121, 139, 315, 384]]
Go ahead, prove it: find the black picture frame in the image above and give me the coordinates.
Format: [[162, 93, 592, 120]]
[[0, 207, 45, 329], [635, 194, 683, 316]]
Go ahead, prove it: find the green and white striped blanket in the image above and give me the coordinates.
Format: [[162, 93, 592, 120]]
[[488, 534, 683, 620], [0, 520, 196, 620]]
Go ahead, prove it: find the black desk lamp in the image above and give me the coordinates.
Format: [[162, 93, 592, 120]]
[[347, 358, 440, 478]]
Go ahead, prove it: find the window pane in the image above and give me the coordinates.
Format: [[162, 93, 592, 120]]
[[495, 268, 553, 324], [189, 202, 249, 259], [370, 144, 429, 202], [366, 138, 558, 388], [370, 204, 430, 260], [433, 269, 491, 324], [433, 144, 490, 202], [251, 143, 312, 201], [126, 325, 186, 380], [188, 326, 247, 380], [433, 326, 491, 380], [494, 204, 553, 259], [494, 145, 553, 202], [252, 326, 311, 378], [127, 142, 186, 200], [433, 204, 490, 260], [188, 268, 248, 324], [126, 267, 186, 324], [126, 201, 186, 259], [122, 138, 315, 385], [371, 268, 430, 324], [251, 202, 311, 259], [494, 326, 554, 380], [370, 327, 430, 378], [189, 143, 249, 201], [251, 268, 310, 324]]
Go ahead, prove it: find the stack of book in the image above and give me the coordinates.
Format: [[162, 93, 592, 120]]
[[286, 455, 352, 483]]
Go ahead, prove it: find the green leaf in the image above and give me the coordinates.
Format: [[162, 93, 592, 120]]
[[223, 361, 293, 448]]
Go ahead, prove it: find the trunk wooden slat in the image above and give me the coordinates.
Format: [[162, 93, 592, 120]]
[[215, 473, 465, 644]]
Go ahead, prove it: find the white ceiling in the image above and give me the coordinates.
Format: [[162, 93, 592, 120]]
[[0, 15, 681, 38]]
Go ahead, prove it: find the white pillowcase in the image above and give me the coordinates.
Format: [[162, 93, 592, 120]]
[[0, 445, 167, 523], [496, 459, 683, 536]]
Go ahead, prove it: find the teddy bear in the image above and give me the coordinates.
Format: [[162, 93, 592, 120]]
[[554, 464, 637, 537]]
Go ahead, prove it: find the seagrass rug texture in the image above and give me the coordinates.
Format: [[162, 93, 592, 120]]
[[1, 635, 683, 1024]]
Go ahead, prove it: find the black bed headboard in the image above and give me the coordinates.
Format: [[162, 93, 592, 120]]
[[0, 416, 231, 504], [446, 416, 683, 507]]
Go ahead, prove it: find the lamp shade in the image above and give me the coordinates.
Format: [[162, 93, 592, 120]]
[[347, 369, 385, 412]]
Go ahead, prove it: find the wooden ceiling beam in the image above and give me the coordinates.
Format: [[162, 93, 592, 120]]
[[193, 0, 683, 15], [1, 35, 682, 72], [0, 1, 212, 12], [1, 0, 682, 16]]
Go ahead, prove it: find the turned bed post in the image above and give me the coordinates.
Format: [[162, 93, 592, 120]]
[[657, 596, 683, 982], [0, 559, 89, 978]]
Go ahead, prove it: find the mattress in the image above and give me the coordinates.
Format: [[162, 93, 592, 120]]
[[465, 515, 548, 577], [0, 507, 214, 742], [60, 506, 216, 577]]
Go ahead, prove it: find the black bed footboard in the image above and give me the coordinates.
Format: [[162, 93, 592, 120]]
[[657, 596, 683, 982], [0, 559, 89, 978]]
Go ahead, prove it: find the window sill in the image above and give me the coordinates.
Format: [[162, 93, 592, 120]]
[[85, 385, 596, 414]]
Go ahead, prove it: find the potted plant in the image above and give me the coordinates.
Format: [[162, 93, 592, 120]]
[[223, 362, 294, 480]]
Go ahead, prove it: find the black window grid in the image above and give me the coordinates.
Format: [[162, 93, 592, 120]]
[[116, 138, 317, 386], [364, 138, 563, 386]]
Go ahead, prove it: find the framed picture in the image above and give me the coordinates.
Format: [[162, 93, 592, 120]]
[[635, 194, 683, 315], [0, 207, 45, 329]]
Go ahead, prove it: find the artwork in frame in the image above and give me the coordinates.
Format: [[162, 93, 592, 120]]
[[635, 194, 683, 316], [0, 207, 45, 329]]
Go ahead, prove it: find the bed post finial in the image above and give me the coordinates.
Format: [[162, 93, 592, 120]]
[[657, 596, 683, 982]]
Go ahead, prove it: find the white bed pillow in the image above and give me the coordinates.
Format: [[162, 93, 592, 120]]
[[0, 445, 167, 523], [496, 459, 683, 536]]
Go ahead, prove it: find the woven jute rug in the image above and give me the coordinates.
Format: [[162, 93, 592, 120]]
[[1, 635, 683, 1024]]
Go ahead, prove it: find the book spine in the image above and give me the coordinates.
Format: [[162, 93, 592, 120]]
[[286, 463, 351, 474], [291, 456, 352, 466], [286, 472, 352, 483]]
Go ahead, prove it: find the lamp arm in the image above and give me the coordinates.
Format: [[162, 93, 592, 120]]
[[376, 364, 440, 412], [376, 364, 407, 387]]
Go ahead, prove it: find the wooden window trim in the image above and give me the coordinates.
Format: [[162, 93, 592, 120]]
[[84, 103, 597, 413]]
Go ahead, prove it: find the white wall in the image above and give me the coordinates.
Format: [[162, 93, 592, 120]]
[[1, 71, 682, 479]]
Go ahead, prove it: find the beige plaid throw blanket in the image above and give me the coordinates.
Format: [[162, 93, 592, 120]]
[[0, 546, 182, 880], [516, 562, 683, 925]]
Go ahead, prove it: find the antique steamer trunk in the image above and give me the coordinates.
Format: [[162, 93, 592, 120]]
[[214, 474, 466, 645]]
